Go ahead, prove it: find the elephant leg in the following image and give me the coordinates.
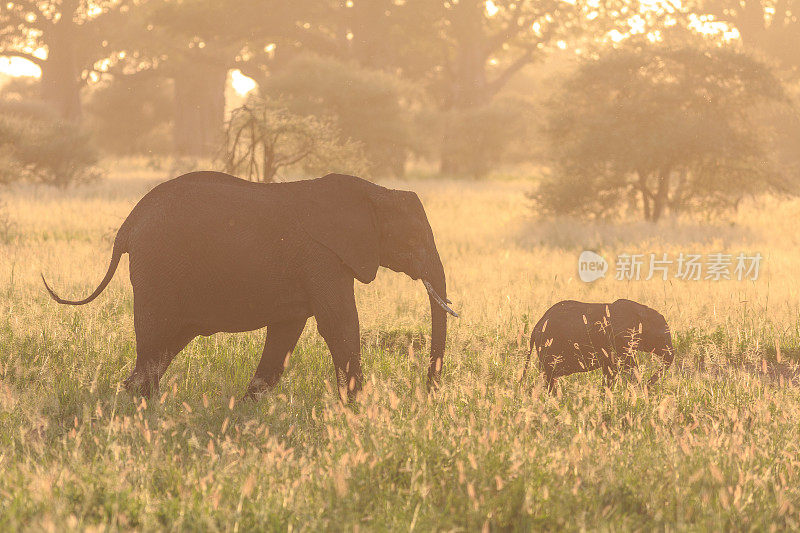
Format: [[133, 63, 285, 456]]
[[598, 346, 621, 391], [601, 364, 618, 391], [621, 352, 640, 383], [245, 319, 307, 398], [545, 373, 557, 396], [125, 322, 194, 399], [537, 353, 557, 395], [311, 283, 362, 403]]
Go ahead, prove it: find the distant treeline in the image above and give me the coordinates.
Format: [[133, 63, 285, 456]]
[[2, 1, 800, 186]]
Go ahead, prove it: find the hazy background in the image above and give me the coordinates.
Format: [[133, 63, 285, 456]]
[[1, 0, 799, 221], [5, 2, 800, 529]]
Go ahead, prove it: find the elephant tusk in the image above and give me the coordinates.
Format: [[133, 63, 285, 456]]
[[423, 280, 459, 318]]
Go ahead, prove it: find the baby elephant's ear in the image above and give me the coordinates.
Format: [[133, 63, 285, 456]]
[[297, 175, 381, 284]]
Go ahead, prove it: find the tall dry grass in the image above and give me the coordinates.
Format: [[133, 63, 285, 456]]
[[1, 161, 800, 529]]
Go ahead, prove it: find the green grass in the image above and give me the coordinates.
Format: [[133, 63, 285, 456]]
[[2, 162, 800, 529]]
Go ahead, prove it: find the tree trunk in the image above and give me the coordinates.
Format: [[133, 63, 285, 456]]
[[637, 170, 653, 221], [439, 0, 491, 176], [349, 0, 392, 69], [173, 62, 229, 157], [439, 119, 464, 176], [651, 170, 671, 222], [670, 169, 688, 214], [41, 21, 82, 121]]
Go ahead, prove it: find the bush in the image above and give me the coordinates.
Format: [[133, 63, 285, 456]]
[[533, 41, 791, 221], [264, 54, 414, 176], [221, 96, 368, 182], [0, 101, 102, 187], [437, 95, 538, 178], [0, 76, 39, 102], [85, 73, 174, 156]]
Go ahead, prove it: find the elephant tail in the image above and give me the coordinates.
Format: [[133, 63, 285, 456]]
[[41, 221, 130, 306]]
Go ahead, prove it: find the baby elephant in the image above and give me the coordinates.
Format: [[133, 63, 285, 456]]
[[522, 299, 674, 393]]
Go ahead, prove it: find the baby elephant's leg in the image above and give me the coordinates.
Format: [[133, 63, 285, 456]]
[[600, 349, 618, 390], [621, 351, 640, 382], [545, 371, 557, 395], [537, 348, 558, 395], [601, 367, 617, 390]]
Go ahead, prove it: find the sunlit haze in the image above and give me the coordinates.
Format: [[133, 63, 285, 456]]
[[0, 56, 40, 77], [1, 0, 799, 529]]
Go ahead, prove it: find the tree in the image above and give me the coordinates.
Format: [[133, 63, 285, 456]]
[[250, 0, 608, 176], [264, 54, 413, 176], [685, 0, 800, 173], [222, 97, 367, 183], [534, 41, 790, 221], [130, 0, 306, 157], [421, 94, 539, 178], [85, 70, 173, 155], [0, 100, 101, 186], [690, 0, 800, 72], [406, 0, 603, 175], [0, 0, 136, 120]]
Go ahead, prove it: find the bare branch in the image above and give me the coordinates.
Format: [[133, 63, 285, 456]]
[[0, 50, 45, 67], [486, 49, 535, 96]]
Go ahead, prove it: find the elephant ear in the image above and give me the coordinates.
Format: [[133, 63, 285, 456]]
[[297, 174, 381, 284]]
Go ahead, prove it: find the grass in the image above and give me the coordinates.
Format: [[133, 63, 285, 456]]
[[3, 161, 800, 529]]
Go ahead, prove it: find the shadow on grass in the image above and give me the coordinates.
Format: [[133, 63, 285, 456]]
[[512, 215, 761, 251]]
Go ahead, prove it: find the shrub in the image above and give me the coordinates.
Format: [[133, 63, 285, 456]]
[[221, 97, 368, 183], [0, 100, 102, 187], [533, 41, 791, 221], [264, 54, 414, 176], [85, 73, 174, 156], [438, 95, 538, 178]]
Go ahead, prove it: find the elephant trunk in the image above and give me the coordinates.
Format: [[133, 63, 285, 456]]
[[423, 253, 450, 390]]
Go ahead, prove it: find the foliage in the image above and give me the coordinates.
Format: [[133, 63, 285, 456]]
[[374, 0, 613, 175], [534, 42, 791, 221], [221, 97, 368, 182], [687, 0, 800, 71], [85, 73, 174, 156], [0, 76, 39, 102], [753, 77, 800, 179], [264, 54, 414, 176], [434, 95, 539, 178], [0, 0, 139, 119], [0, 101, 102, 187]]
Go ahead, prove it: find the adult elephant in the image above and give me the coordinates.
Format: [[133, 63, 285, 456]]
[[42, 171, 457, 401]]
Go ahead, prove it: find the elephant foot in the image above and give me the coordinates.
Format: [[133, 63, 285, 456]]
[[426, 372, 441, 392], [123, 372, 158, 399], [244, 376, 277, 400]]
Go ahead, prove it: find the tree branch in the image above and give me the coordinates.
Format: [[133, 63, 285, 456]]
[[773, 0, 791, 28], [0, 50, 45, 67], [487, 14, 540, 55], [486, 49, 534, 96]]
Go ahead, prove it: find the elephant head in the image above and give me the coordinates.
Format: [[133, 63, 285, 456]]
[[612, 299, 674, 384], [297, 174, 456, 389]]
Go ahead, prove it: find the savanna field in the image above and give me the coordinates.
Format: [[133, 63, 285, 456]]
[[4, 161, 800, 530]]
